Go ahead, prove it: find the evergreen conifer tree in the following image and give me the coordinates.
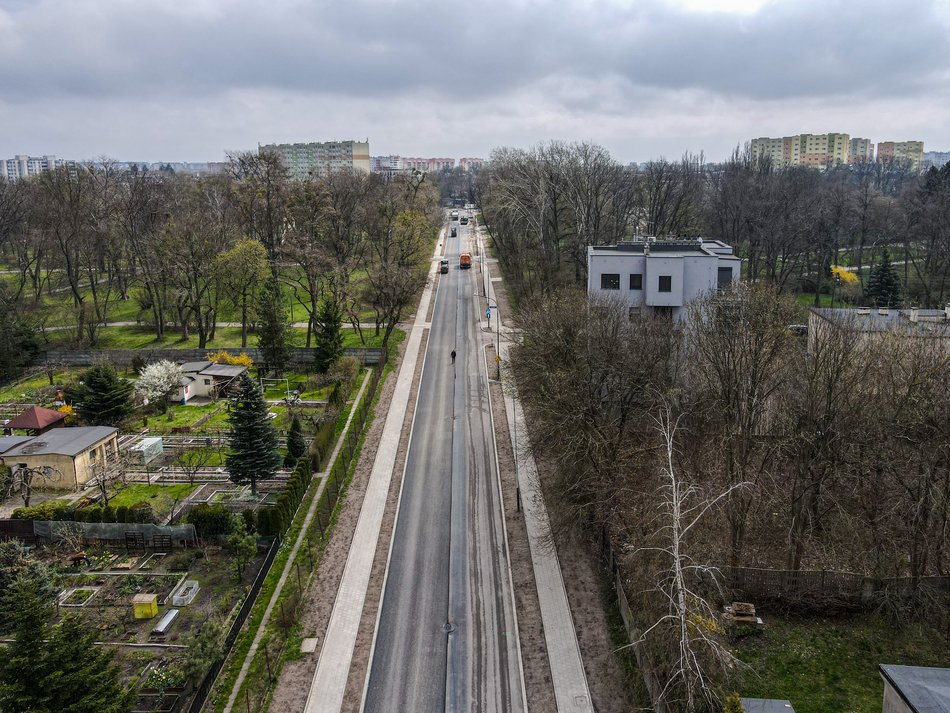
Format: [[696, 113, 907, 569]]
[[43, 616, 134, 713], [313, 298, 344, 374], [68, 363, 134, 426], [0, 576, 51, 711], [866, 248, 902, 307], [256, 276, 294, 377], [226, 374, 281, 495], [284, 414, 306, 467], [722, 692, 745, 713]]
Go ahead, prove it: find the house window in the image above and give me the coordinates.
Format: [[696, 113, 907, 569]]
[[600, 273, 620, 290], [717, 266, 733, 288], [629, 273, 643, 290], [88, 448, 97, 459], [204, 379, 211, 386], [658, 275, 672, 293]]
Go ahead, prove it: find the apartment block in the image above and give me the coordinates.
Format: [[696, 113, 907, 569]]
[[877, 141, 925, 172], [587, 238, 740, 322], [750, 134, 850, 168], [1, 154, 72, 181], [260, 140, 370, 180], [459, 157, 485, 171], [923, 151, 950, 169], [848, 137, 874, 163]]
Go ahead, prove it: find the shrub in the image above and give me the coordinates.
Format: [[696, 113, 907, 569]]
[[241, 508, 256, 534], [166, 550, 198, 572], [11, 500, 74, 521], [115, 505, 130, 523], [130, 502, 157, 524], [187, 503, 234, 538], [79, 505, 102, 523], [207, 350, 254, 368], [328, 356, 359, 389], [100, 505, 116, 523]]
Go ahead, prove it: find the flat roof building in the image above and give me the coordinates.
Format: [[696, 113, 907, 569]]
[[260, 140, 370, 180], [880, 664, 950, 713], [587, 238, 740, 321]]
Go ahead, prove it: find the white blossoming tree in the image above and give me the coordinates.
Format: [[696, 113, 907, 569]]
[[136, 360, 184, 414]]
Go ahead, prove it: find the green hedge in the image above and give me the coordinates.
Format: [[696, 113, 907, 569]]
[[310, 417, 337, 470], [256, 458, 312, 537], [11, 500, 74, 521], [188, 503, 234, 538]]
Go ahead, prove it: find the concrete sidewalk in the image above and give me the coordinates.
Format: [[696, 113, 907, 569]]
[[482, 228, 594, 712], [303, 242, 441, 713]]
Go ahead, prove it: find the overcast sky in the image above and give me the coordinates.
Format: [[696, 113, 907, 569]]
[[1, 0, 949, 164]]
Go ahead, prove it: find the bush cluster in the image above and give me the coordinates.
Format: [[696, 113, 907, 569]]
[[256, 458, 312, 537], [187, 503, 234, 538], [12, 500, 157, 523], [310, 416, 337, 470]]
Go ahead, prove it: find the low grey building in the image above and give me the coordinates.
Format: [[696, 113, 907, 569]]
[[587, 238, 740, 321], [880, 664, 950, 713]]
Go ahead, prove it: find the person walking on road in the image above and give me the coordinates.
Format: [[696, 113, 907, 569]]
[[451, 349, 457, 365]]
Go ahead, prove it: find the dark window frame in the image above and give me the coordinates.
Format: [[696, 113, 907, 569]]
[[600, 273, 621, 290], [629, 273, 643, 290], [658, 275, 672, 293]]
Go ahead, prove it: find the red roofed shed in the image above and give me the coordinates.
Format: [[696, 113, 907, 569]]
[[5, 406, 67, 435]]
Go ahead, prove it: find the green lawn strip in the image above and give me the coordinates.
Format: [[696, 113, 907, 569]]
[[207, 368, 380, 712], [108, 483, 197, 519], [0, 369, 77, 403], [735, 615, 950, 713]]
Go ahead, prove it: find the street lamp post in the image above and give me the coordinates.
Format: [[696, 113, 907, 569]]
[[487, 300, 500, 380]]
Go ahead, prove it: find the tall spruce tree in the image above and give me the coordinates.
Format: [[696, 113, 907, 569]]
[[0, 576, 133, 713], [284, 414, 306, 467], [313, 298, 344, 374], [866, 248, 902, 307], [226, 374, 281, 495], [255, 276, 294, 377], [67, 363, 135, 426]]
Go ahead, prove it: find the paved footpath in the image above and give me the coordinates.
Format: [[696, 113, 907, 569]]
[[482, 229, 594, 712], [303, 238, 441, 713], [222, 368, 374, 713]]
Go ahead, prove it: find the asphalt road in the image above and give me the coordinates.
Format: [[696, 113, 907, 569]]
[[363, 219, 524, 713]]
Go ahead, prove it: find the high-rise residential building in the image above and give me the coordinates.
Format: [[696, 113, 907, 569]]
[[876, 141, 924, 172], [750, 134, 850, 168], [1, 154, 72, 181], [848, 137, 874, 163], [923, 151, 950, 170], [260, 140, 370, 180], [427, 158, 455, 172], [459, 157, 485, 171]]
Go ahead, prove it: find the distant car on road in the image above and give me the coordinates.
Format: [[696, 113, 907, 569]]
[[440, 259, 449, 274], [450, 227, 457, 237], [459, 252, 472, 269], [460, 216, 469, 225], [450, 211, 459, 221]]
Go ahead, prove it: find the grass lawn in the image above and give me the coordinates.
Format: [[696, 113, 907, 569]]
[[141, 403, 224, 433], [0, 370, 77, 403], [735, 615, 950, 713], [108, 483, 197, 519], [796, 292, 834, 308]]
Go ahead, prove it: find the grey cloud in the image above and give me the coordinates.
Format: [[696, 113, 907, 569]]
[[0, 0, 947, 104]]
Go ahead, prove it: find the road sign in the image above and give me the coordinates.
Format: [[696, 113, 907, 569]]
[[485, 307, 492, 319], [496, 354, 502, 362]]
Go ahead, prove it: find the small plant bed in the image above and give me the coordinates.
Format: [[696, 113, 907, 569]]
[[137, 552, 167, 570], [60, 586, 100, 607], [734, 613, 950, 713]]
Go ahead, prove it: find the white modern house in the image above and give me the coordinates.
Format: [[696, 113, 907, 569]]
[[587, 238, 741, 321], [174, 361, 247, 403]]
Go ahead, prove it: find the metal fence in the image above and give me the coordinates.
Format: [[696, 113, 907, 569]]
[[0, 519, 197, 548]]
